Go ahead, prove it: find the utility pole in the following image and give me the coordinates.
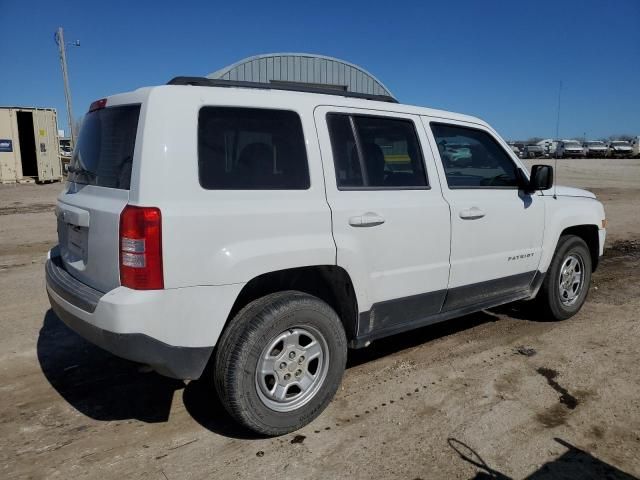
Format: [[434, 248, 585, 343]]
[[54, 27, 80, 148]]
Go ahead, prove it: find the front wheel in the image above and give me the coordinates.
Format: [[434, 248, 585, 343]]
[[535, 235, 592, 320], [214, 291, 347, 436]]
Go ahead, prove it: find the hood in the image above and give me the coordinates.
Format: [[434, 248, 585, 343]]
[[547, 185, 596, 199], [612, 145, 632, 150]]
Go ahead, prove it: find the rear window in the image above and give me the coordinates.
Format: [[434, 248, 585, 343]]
[[68, 105, 140, 189], [198, 107, 309, 190]]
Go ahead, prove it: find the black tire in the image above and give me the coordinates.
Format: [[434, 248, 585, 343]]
[[214, 291, 347, 436], [535, 235, 592, 320]]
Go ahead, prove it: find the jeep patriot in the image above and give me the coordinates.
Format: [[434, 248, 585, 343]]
[[46, 78, 606, 435]]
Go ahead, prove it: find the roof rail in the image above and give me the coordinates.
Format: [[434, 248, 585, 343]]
[[166, 77, 399, 103]]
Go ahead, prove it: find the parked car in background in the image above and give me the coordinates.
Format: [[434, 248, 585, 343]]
[[508, 143, 521, 158], [537, 139, 558, 158], [58, 138, 72, 173], [58, 143, 71, 157], [582, 141, 608, 158], [556, 140, 584, 158], [523, 144, 545, 158], [630, 137, 640, 158], [606, 140, 633, 158]]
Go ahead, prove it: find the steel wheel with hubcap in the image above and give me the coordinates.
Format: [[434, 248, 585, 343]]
[[255, 326, 329, 412], [214, 291, 347, 436], [558, 254, 585, 306]]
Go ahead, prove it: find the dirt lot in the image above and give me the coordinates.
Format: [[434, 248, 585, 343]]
[[1, 159, 639, 479]]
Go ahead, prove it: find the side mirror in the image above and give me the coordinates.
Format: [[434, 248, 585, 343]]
[[528, 164, 554, 192]]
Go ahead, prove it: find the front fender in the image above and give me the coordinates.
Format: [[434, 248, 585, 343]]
[[538, 196, 605, 273]]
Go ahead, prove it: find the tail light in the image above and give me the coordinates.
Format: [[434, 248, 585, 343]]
[[119, 205, 163, 289], [89, 98, 107, 112]]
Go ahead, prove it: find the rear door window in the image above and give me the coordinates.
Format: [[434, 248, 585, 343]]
[[69, 105, 140, 189], [198, 107, 310, 190], [327, 113, 428, 189]]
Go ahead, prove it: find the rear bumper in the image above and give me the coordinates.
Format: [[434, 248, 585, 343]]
[[48, 292, 212, 379], [45, 247, 243, 379]]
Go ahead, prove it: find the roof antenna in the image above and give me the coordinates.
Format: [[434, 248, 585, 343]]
[[553, 80, 562, 199]]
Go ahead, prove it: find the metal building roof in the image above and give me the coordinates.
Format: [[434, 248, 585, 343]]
[[207, 53, 396, 101], [0, 106, 57, 111]]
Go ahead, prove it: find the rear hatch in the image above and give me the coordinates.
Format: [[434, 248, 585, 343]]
[[56, 102, 141, 293]]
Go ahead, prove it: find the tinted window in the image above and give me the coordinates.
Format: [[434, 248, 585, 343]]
[[326, 115, 359, 186], [431, 123, 519, 188], [327, 114, 427, 188], [198, 108, 309, 190], [69, 105, 140, 189]]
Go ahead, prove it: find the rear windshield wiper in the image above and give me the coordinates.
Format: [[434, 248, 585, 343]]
[[68, 165, 96, 178]]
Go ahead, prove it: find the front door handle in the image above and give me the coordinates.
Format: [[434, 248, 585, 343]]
[[459, 207, 485, 220], [349, 212, 385, 227]]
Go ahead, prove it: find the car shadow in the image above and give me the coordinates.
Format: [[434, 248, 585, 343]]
[[38, 309, 262, 439], [182, 367, 262, 439], [347, 310, 499, 368], [489, 300, 551, 322], [38, 308, 498, 439], [447, 437, 638, 479], [38, 309, 184, 423]]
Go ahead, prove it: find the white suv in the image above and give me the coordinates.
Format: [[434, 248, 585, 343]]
[[46, 78, 606, 435]]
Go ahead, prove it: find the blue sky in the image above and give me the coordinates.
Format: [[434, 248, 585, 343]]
[[1, 0, 638, 140]]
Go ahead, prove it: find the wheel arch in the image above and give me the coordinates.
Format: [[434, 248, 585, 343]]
[[224, 265, 359, 342], [539, 195, 605, 274], [560, 224, 600, 271]]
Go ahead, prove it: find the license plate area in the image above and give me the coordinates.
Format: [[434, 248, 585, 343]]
[[67, 224, 87, 260]]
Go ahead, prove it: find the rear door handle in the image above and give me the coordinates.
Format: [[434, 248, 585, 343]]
[[349, 212, 385, 227], [459, 207, 485, 220]]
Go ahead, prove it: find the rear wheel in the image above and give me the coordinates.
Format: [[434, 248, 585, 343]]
[[214, 291, 347, 436], [535, 235, 592, 320]]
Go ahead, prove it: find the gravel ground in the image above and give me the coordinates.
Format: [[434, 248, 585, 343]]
[[1, 159, 639, 480]]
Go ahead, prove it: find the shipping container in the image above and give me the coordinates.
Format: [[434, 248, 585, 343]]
[[0, 107, 63, 183]]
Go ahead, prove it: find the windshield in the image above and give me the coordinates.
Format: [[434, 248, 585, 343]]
[[612, 141, 628, 146], [564, 141, 581, 147], [586, 141, 604, 146], [68, 104, 141, 189]]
